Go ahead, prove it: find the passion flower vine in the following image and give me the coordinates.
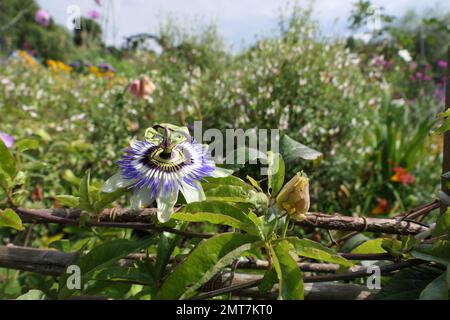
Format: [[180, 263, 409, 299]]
[[102, 124, 232, 222]]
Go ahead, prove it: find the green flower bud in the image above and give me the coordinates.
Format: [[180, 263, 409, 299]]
[[276, 172, 310, 221]]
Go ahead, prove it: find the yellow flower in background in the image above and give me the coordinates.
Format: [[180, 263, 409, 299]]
[[88, 66, 102, 77], [47, 59, 72, 73], [17, 50, 38, 68], [276, 172, 310, 221]]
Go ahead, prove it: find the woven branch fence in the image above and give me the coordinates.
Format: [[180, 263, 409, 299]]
[[0, 199, 439, 299]]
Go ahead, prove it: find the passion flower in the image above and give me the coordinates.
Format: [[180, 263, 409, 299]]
[[102, 124, 232, 222]]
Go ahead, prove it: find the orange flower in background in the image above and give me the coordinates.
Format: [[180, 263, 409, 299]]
[[372, 198, 389, 215], [18, 50, 38, 68], [129, 76, 156, 99], [390, 166, 415, 186], [88, 66, 102, 77], [47, 59, 72, 73]]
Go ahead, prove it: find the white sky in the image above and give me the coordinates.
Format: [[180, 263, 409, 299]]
[[36, 0, 450, 50]]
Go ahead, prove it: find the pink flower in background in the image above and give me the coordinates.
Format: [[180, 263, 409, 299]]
[[35, 9, 50, 26], [94, 0, 102, 6], [0, 132, 14, 148], [129, 76, 156, 99], [438, 60, 448, 69], [409, 61, 418, 70], [383, 60, 394, 70], [423, 75, 432, 81], [87, 10, 101, 20]]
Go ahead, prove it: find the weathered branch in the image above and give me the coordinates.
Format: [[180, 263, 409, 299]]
[[17, 208, 213, 239], [299, 212, 430, 235], [16, 201, 435, 237], [199, 272, 379, 300], [0, 246, 348, 275], [0, 246, 75, 276], [0, 246, 425, 300]]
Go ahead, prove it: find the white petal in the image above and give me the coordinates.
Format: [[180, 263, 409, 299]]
[[156, 187, 178, 223], [211, 167, 233, 178], [130, 188, 155, 209], [180, 181, 205, 203], [101, 173, 133, 193]]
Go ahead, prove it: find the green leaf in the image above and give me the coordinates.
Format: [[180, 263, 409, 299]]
[[258, 268, 277, 293], [16, 289, 47, 300], [154, 231, 180, 283], [340, 233, 371, 253], [54, 195, 80, 208], [174, 201, 261, 236], [0, 139, 16, 178], [412, 241, 450, 266], [58, 238, 153, 299], [288, 237, 353, 267], [351, 239, 387, 254], [204, 185, 252, 202], [280, 134, 322, 162], [62, 169, 80, 186], [419, 273, 448, 300], [267, 151, 285, 197], [382, 238, 413, 256], [202, 176, 254, 192], [433, 207, 450, 237], [156, 233, 260, 299], [376, 265, 443, 299], [246, 175, 263, 193], [0, 208, 24, 231], [270, 240, 303, 300], [94, 188, 128, 212], [15, 139, 39, 152], [173, 211, 241, 228], [92, 266, 155, 286], [79, 170, 92, 211], [0, 167, 13, 190]]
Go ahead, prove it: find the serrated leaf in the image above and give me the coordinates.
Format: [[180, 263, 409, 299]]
[[288, 237, 353, 267], [0, 208, 24, 231], [156, 233, 260, 299]]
